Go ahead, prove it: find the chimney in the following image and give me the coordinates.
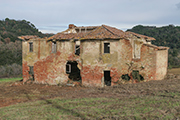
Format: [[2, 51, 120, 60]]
[[69, 24, 76, 29]]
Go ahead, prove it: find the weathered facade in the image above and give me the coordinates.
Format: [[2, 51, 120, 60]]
[[20, 24, 169, 87]]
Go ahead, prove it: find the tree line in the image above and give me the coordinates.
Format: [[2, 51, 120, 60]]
[[127, 24, 180, 68]]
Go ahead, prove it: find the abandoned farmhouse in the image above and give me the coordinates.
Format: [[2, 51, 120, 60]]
[[19, 24, 169, 87]]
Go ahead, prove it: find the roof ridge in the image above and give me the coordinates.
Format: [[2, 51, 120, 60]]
[[78, 26, 103, 39], [102, 25, 125, 38], [102, 25, 119, 37], [126, 31, 156, 40]]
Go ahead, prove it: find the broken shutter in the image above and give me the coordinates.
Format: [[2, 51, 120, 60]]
[[75, 45, 80, 55], [66, 64, 71, 73]]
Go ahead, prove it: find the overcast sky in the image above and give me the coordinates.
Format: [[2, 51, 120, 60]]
[[0, 0, 180, 33]]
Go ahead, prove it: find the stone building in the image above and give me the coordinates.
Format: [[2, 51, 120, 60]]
[[20, 24, 169, 87]]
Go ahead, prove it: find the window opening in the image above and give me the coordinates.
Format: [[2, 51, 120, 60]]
[[66, 61, 81, 81], [75, 45, 80, 55], [52, 42, 57, 53], [104, 43, 110, 53], [29, 42, 33, 52], [104, 70, 111, 86]]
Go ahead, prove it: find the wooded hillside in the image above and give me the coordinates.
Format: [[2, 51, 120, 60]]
[[127, 25, 180, 68], [0, 18, 48, 43], [0, 18, 52, 78]]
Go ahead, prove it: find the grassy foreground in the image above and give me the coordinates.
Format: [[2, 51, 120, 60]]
[[0, 77, 22, 82], [0, 92, 180, 120]]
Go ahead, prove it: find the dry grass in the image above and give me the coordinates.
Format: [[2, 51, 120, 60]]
[[168, 68, 180, 74]]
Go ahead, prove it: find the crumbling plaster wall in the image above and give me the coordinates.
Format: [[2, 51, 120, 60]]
[[34, 40, 77, 85], [80, 38, 162, 87], [139, 45, 157, 80], [23, 39, 77, 85], [80, 40, 121, 87], [22, 38, 50, 82], [119, 39, 158, 81], [155, 49, 168, 80]]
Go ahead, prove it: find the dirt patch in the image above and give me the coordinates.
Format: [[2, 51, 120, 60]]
[[1, 78, 180, 108]]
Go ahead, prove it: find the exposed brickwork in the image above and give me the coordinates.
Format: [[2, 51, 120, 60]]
[[22, 62, 30, 82], [81, 65, 103, 87]]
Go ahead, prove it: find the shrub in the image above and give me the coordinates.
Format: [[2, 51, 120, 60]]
[[0, 63, 22, 78], [132, 70, 144, 81], [121, 74, 130, 81]]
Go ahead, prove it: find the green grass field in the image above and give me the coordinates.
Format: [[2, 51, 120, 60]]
[[0, 77, 22, 82], [0, 91, 180, 119]]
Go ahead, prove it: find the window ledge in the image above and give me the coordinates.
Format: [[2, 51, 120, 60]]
[[132, 58, 141, 62]]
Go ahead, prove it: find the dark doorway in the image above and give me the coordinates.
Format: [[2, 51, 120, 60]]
[[28, 66, 34, 81], [66, 61, 81, 81], [104, 71, 111, 86]]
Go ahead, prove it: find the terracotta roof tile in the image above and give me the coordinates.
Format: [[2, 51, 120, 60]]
[[48, 32, 86, 40], [18, 35, 39, 40], [125, 31, 155, 41], [144, 43, 169, 50], [48, 25, 156, 41], [80, 25, 126, 40], [102, 25, 125, 38]]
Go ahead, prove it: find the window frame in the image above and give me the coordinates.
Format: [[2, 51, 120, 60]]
[[75, 45, 80, 55], [29, 42, 33, 52], [51, 42, 57, 53], [66, 64, 71, 73], [104, 42, 110, 53]]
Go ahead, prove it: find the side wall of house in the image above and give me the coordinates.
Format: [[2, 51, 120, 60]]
[[34, 40, 76, 85], [23, 39, 76, 85], [22, 39, 50, 82], [138, 45, 157, 80], [119, 40, 158, 81], [80, 39, 160, 87], [155, 49, 168, 80]]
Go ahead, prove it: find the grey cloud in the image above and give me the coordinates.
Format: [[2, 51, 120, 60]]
[[1, 0, 180, 34]]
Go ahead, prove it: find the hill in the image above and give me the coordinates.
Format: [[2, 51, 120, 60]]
[[0, 18, 49, 43], [127, 25, 180, 68]]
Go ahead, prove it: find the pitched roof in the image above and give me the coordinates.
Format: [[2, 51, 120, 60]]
[[48, 33, 86, 40], [48, 24, 156, 41], [125, 31, 155, 41], [143, 43, 169, 50], [80, 25, 125, 40], [48, 25, 126, 40], [18, 35, 39, 40]]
